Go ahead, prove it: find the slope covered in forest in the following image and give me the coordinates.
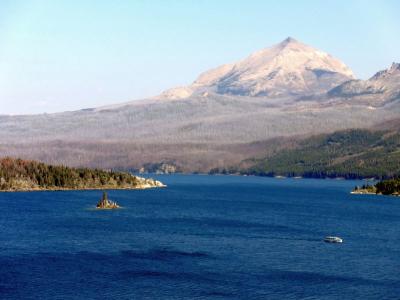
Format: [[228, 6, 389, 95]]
[[241, 129, 400, 179]]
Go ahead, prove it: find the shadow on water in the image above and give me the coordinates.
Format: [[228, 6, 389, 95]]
[[254, 269, 400, 287], [158, 216, 321, 234], [120, 247, 211, 261]]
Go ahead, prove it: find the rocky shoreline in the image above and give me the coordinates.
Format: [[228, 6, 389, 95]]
[[351, 186, 400, 197], [0, 177, 166, 192], [351, 190, 399, 196], [350, 190, 377, 195]]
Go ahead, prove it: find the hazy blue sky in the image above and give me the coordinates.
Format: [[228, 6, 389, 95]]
[[0, 0, 399, 114]]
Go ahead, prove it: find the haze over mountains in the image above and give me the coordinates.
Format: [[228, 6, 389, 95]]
[[0, 38, 399, 172]]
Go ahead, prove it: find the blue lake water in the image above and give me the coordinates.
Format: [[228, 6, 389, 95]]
[[0, 175, 399, 299]]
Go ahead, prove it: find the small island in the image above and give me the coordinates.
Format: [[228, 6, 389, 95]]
[[0, 157, 165, 192], [352, 178, 400, 196], [97, 191, 120, 209]]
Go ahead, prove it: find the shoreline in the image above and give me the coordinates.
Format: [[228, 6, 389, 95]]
[[350, 190, 377, 195], [350, 190, 399, 197], [0, 184, 166, 193], [150, 172, 379, 181]]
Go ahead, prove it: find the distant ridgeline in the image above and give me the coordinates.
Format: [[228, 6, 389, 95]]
[[0, 157, 163, 191], [213, 129, 400, 179]]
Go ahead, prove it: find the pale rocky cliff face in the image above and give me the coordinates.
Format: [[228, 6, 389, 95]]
[[160, 37, 354, 99]]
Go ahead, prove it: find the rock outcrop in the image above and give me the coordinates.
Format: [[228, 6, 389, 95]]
[[136, 177, 166, 188]]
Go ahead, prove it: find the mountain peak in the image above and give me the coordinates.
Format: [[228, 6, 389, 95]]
[[281, 36, 299, 45], [275, 37, 306, 51], [159, 38, 354, 99]]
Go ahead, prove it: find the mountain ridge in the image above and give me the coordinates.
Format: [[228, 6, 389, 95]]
[[327, 61, 400, 106]]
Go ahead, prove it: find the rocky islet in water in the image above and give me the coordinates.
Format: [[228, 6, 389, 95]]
[[96, 191, 120, 209]]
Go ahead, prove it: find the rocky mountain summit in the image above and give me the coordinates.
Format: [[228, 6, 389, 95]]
[[160, 37, 354, 99], [371, 62, 400, 80]]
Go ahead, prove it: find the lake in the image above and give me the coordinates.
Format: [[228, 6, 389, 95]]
[[0, 175, 399, 299]]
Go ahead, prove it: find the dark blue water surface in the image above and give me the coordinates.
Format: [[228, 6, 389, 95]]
[[0, 175, 399, 299]]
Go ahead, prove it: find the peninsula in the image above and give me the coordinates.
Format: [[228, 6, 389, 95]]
[[0, 157, 165, 192], [352, 178, 400, 196]]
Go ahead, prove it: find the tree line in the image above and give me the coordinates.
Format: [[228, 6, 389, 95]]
[[0, 157, 139, 190]]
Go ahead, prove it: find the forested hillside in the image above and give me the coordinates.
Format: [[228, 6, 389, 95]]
[[241, 129, 400, 179]]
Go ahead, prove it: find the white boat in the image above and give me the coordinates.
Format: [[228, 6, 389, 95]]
[[324, 236, 343, 243]]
